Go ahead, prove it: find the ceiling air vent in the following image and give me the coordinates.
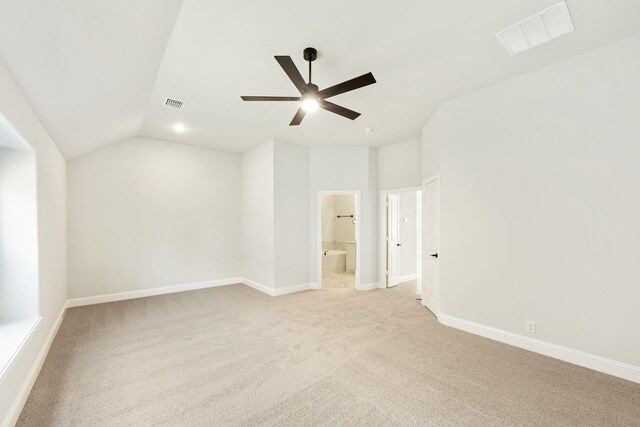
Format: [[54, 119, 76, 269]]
[[164, 98, 185, 110], [496, 1, 575, 55]]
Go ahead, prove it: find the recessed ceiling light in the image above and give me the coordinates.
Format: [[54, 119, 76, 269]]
[[364, 128, 374, 134], [496, 1, 575, 55], [173, 123, 186, 133]]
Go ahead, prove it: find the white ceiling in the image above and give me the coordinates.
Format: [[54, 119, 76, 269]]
[[1, 0, 639, 158], [0, 0, 184, 158]]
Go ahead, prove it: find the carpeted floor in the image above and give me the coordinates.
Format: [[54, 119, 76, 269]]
[[322, 271, 355, 289], [18, 284, 640, 426]]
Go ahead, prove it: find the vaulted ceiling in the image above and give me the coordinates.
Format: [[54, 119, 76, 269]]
[[1, 0, 639, 158]]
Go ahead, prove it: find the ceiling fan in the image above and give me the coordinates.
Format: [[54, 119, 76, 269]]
[[241, 47, 376, 126]]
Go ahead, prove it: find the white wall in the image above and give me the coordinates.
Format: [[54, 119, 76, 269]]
[[241, 140, 274, 288], [424, 34, 640, 367], [273, 140, 310, 289], [365, 147, 379, 286], [321, 194, 357, 244], [421, 108, 443, 180], [0, 58, 67, 425], [398, 191, 417, 277], [320, 195, 334, 243], [332, 195, 356, 243], [0, 148, 38, 322], [243, 142, 377, 288], [68, 136, 241, 298], [378, 137, 421, 190]]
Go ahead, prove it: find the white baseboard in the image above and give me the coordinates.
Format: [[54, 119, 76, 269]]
[[66, 277, 314, 309], [274, 283, 314, 296], [2, 303, 66, 427], [245, 277, 375, 294], [438, 314, 640, 384], [357, 282, 379, 291], [240, 278, 275, 296], [240, 278, 316, 297], [66, 277, 242, 308]]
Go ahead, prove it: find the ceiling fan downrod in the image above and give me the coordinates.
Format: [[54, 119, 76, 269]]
[[303, 47, 317, 85]]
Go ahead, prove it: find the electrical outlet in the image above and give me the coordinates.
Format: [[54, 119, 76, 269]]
[[164, 275, 171, 284], [176, 274, 183, 282], [525, 320, 536, 334]]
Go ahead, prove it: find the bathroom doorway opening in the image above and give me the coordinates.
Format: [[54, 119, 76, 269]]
[[379, 188, 422, 297], [317, 191, 361, 289]]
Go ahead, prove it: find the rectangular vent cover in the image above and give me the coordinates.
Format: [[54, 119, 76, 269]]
[[496, 1, 575, 55], [164, 98, 185, 109]]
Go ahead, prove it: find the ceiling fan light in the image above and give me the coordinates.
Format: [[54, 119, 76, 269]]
[[301, 96, 320, 112]]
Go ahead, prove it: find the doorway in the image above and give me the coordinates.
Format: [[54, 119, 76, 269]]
[[380, 188, 422, 295], [317, 191, 361, 289]]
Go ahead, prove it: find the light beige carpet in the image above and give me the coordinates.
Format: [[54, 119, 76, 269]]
[[322, 271, 355, 289], [18, 284, 640, 426]]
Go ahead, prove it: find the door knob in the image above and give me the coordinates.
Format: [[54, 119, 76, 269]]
[[430, 253, 438, 258], [396, 243, 402, 247]]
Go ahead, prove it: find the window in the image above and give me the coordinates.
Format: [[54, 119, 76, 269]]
[[0, 116, 40, 374]]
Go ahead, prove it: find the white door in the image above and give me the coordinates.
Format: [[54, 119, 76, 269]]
[[387, 194, 401, 287], [422, 178, 439, 314]]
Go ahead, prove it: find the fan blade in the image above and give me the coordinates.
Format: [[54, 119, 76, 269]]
[[275, 56, 308, 94], [289, 107, 306, 126], [320, 100, 361, 120], [317, 72, 376, 99], [241, 96, 300, 101]]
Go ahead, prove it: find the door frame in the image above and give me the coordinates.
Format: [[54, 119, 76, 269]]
[[316, 190, 362, 289], [387, 194, 401, 287], [422, 174, 440, 316], [378, 186, 422, 289]]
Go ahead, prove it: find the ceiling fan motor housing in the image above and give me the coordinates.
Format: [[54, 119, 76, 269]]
[[303, 47, 318, 62]]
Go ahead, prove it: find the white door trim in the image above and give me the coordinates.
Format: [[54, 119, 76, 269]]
[[422, 174, 440, 316], [387, 194, 401, 287], [379, 186, 422, 289], [316, 190, 362, 290]]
